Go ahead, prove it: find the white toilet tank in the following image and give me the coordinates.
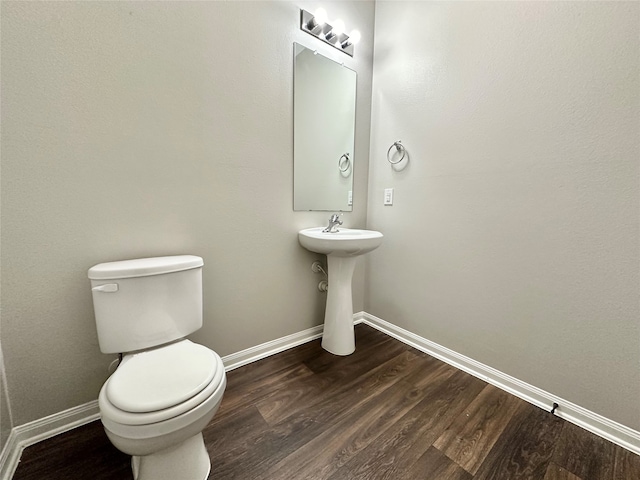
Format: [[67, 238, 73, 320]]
[[88, 255, 204, 354]]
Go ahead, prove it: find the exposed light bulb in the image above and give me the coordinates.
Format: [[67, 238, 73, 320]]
[[313, 8, 327, 26], [348, 30, 361, 45], [332, 19, 345, 36]]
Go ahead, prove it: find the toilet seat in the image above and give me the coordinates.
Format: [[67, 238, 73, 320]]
[[100, 340, 225, 426], [108, 340, 218, 413]]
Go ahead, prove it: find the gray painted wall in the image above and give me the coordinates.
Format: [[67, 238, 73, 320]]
[[0, 0, 375, 426], [367, 1, 639, 430]]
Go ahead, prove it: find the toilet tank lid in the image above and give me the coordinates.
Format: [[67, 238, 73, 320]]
[[88, 255, 203, 280]]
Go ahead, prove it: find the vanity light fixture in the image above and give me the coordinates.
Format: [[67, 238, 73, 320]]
[[300, 9, 360, 57]]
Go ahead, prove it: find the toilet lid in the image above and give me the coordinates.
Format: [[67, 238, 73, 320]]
[[106, 340, 218, 413]]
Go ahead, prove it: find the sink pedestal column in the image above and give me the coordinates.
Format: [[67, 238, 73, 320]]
[[322, 255, 357, 356]]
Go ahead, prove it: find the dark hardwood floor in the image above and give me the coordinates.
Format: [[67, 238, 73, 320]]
[[12, 324, 640, 479]]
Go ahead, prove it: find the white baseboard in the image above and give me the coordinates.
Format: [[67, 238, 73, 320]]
[[355, 311, 640, 456], [221, 324, 324, 372], [0, 401, 100, 480], [3, 313, 638, 480], [0, 431, 18, 480]]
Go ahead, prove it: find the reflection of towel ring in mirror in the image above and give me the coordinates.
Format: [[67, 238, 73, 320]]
[[387, 141, 406, 164], [338, 153, 351, 172]]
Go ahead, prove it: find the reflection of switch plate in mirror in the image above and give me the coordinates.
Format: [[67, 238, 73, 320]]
[[348, 190, 353, 206], [384, 188, 394, 205]]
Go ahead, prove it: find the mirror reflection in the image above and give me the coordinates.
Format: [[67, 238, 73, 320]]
[[293, 43, 357, 211]]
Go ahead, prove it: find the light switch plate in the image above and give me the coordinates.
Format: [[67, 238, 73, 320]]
[[384, 188, 394, 205]]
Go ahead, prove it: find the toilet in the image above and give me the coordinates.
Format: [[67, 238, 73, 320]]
[[88, 255, 226, 480]]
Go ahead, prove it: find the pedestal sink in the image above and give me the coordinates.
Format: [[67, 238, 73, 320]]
[[298, 227, 383, 355]]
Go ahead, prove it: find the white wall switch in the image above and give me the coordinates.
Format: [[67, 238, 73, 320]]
[[348, 190, 353, 206], [384, 188, 394, 205]]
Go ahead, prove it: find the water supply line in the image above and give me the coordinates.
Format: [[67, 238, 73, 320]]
[[311, 261, 327, 276], [312, 261, 328, 292]]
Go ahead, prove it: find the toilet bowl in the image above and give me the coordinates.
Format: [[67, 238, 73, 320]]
[[88, 255, 226, 480], [99, 340, 226, 480]]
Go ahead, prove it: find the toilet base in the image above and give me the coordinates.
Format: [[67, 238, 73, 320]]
[[131, 432, 211, 480]]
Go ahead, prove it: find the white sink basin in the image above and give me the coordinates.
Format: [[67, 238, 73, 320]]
[[298, 226, 383, 356], [298, 227, 383, 257]]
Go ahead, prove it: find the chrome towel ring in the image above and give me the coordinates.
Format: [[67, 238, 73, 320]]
[[338, 153, 351, 172], [387, 141, 406, 165]]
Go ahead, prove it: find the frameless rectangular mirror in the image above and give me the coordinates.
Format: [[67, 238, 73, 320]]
[[293, 43, 357, 211]]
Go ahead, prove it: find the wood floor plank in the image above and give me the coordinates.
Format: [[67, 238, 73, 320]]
[[613, 443, 640, 480], [12, 421, 132, 480], [403, 446, 473, 480], [326, 369, 487, 480], [265, 370, 422, 479], [543, 463, 583, 480], [299, 347, 426, 426], [255, 342, 418, 430], [254, 373, 326, 426], [256, 348, 425, 427], [552, 421, 616, 480], [433, 383, 524, 474], [203, 405, 270, 459], [210, 349, 422, 479], [472, 402, 564, 480], [307, 335, 408, 385], [213, 362, 315, 425], [223, 337, 323, 391], [400, 353, 455, 390], [225, 328, 392, 428], [302, 326, 392, 375], [264, 353, 432, 479]]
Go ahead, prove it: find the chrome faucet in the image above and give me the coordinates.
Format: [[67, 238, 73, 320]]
[[323, 213, 343, 233]]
